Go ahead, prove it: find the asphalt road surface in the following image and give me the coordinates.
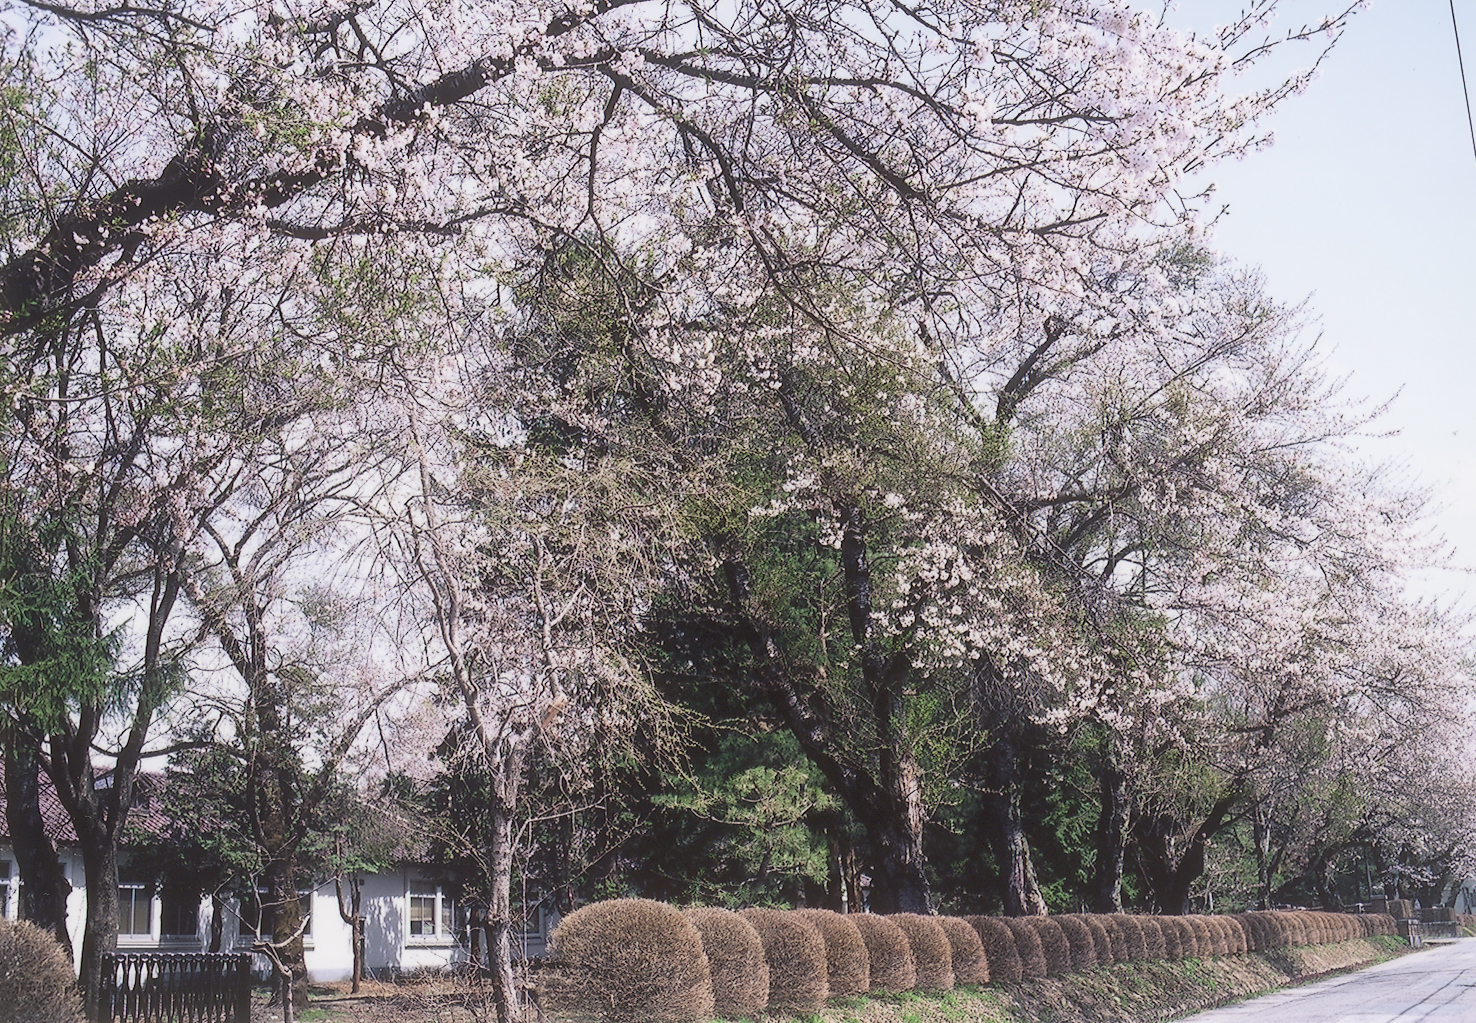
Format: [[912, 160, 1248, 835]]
[[1179, 940, 1476, 1022]]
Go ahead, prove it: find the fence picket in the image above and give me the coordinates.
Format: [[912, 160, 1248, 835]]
[[98, 952, 252, 1023]]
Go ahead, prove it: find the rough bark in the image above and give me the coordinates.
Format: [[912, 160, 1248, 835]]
[[2, 727, 73, 955], [977, 738, 1047, 917], [335, 874, 365, 993], [1089, 735, 1130, 914], [1132, 783, 1243, 915], [483, 749, 524, 1023]]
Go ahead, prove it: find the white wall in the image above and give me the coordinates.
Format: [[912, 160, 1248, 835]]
[[0, 845, 550, 982]]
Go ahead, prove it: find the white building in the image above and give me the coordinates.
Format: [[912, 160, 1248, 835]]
[[0, 778, 556, 982]]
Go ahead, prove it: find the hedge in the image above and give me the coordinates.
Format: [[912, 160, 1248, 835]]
[[850, 914, 917, 994], [935, 916, 990, 985], [547, 899, 714, 1023], [968, 916, 1023, 984], [685, 907, 769, 1019], [891, 915, 955, 992], [792, 909, 869, 999], [739, 908, 829, 1013]]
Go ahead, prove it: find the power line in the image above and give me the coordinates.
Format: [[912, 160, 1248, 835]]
[[1452, 0, 1476, 167]]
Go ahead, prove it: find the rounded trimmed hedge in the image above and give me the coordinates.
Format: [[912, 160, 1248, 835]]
[[935, 916, 989, 985], [1184, 916, 1213, 956], [792, 909, 869, 999], [1003, 918, 1049, 980], [850, 914, 917, 994], [547, 899, 714, 1023], [1026, 917, 1072, 976], [890, 915, 954, 992], [1111, 915, 1149, 961], [686, 907, 769, 1019], [967, 917, 1022, 984], [1152, 916, 1182, 959], [1053, 916, 1096, 972], [1080, 915, 1116, 966], [0, 920, 84, 1023], [1170, 917, 1199, 958], [739, 908, 828, 1013]]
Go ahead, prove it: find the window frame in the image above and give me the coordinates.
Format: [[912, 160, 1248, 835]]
[[237, 887, 314, 943], [406, 880, 459, 944], [117, 882, 152, 939]]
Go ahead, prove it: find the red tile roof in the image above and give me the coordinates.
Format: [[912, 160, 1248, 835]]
[[0, 770, 172, 846]]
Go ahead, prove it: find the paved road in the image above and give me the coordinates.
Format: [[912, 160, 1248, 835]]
[[1180, 940, 1476, 1022]]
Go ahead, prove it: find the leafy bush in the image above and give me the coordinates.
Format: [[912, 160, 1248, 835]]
[[849, 914, 917, 994], [1053, 916, 1096, 971], [967, 917, 1022, 984], [935, 916, 989, 985], [1002, 918, 1048, 979], [792, 909, 868, 999], [686, 907, 769, 1019], [889, 915, 953, 992], [739, 908, 828, 1013], [0, 920, 83, 1023], [1025, 918, 1071, 976], [545, 899, 714, 1023]]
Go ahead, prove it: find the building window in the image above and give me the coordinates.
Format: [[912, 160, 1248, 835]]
[[408, 882, 455, 940], [520, 902, 543, 938], [160, 889, 199, 938], [118, 883, 151, 938], [0, 861, 11, 920], [238, 889, 312, 940]]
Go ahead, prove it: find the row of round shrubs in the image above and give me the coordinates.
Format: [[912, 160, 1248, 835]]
[[542, 900, 1399, 1022]]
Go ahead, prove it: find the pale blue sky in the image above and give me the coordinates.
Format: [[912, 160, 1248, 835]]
[[1175, 1, 1476, 603]]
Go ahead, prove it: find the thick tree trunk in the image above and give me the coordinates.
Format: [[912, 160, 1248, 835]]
[[3, 732, 73, 956], [1133, 785, 1241, 915], [862, 789, 931, 914], [1089, 738, 1129, 914], [977, 736, 1046, 917], [264, 854, 308, 1009], [77, 831, 119, 1022], [719, 504, 936, 917]]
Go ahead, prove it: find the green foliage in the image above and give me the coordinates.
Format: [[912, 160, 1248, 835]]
[[0, 488, 119, 729]]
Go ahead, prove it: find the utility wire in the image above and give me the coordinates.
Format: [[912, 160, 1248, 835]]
[[1452, 0, 1476, 167]]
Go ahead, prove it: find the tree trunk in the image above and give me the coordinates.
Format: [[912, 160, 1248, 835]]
[[3, 730, 73, 956], [1089, 734, 1129, 913], [1253, 803, 1272, 910], [862, 797, 931, 914], [335, 874, 364, 993], [210, 893, 225, 953], [485, 752, 523, 1023], [265, 853, 308, 1011], [77, 829, 119, 1022], [978, 738, 1046, 916], [1132, 784, 1242, 915]]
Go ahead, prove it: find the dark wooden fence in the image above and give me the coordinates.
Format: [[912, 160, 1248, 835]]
[[98, 952, 252, 1023]]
